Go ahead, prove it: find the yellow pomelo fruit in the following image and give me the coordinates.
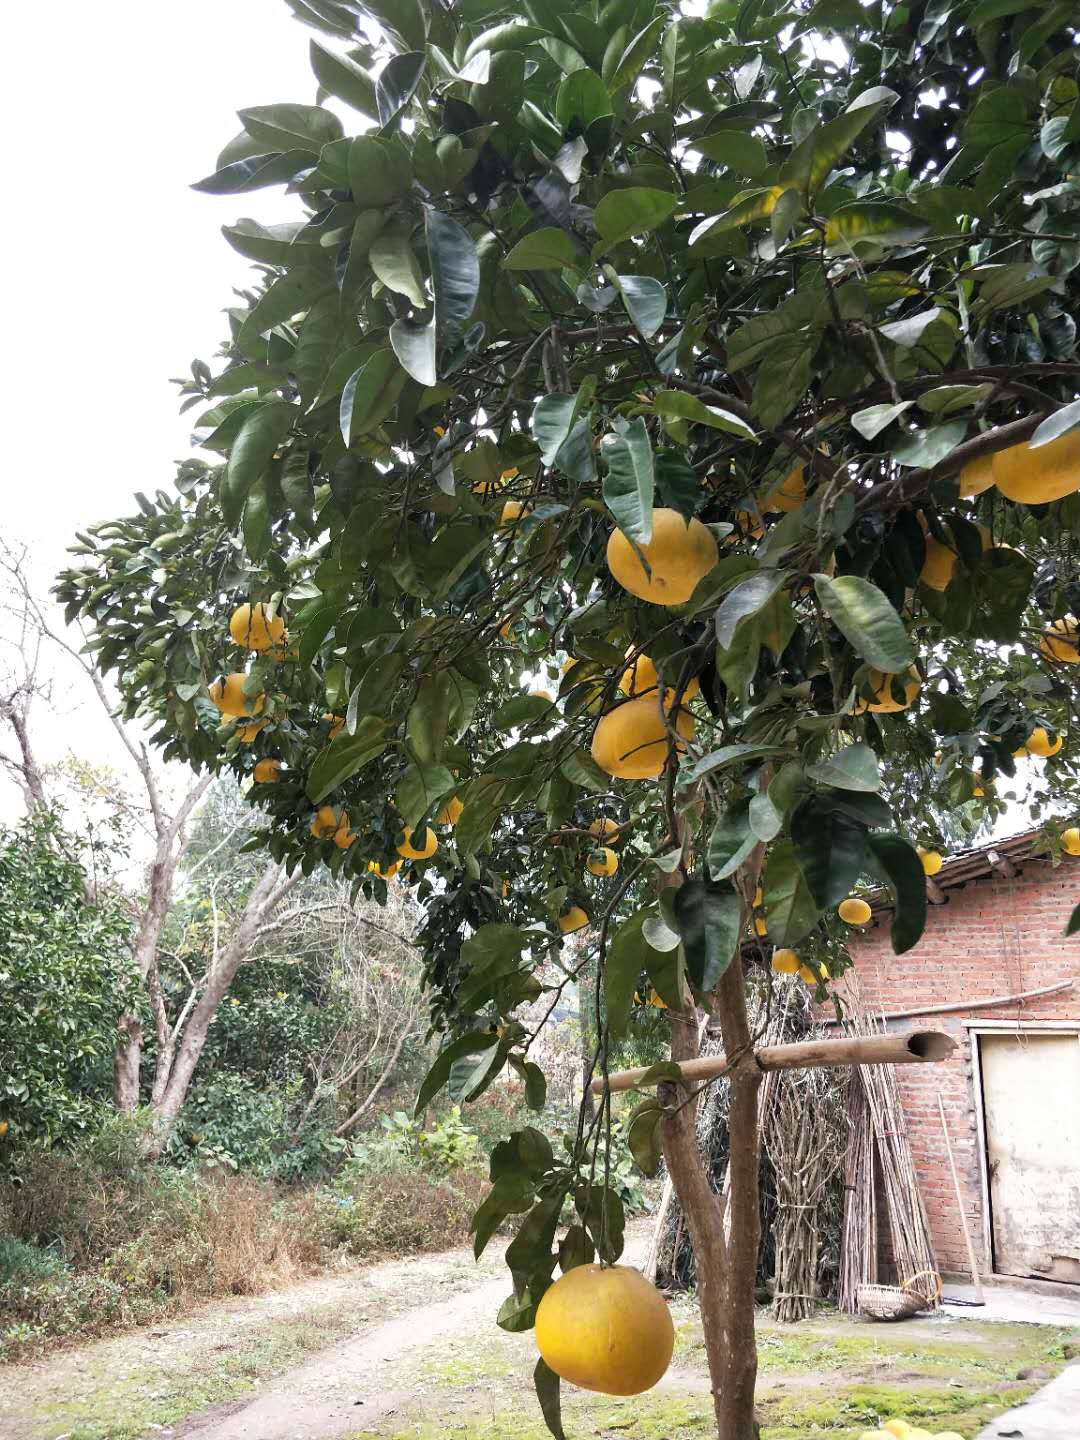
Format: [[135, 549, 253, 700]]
[[957, 454, 995, 498], [855, 666, 921, 714], [798, 963, 819, 985], [591, 696, 694, 780], [586, 846, 619, 877], [819, 962, 830, 979], [1061, 826, 1080, 856], [398, 827, 438, 860], [607, 509, 718, 605], [253, 759, 281, 783], [838, 897, 872, 925], [917, 846, 943, 876], [881, 1422, 911, 1440], [559, 906, 589, 934], [920, 532, 957, 591], [993, 430, 1080, 504], [229, 602, 285, 653], [1023, 726, 1062, 757], [324, 713, 346, 739], [772, 948, 799, 974], [368, 859, 400, 879], [235, 719, 267, 742], [310, 806, 341, 840], [763, 463, 806, 514], [209, 674, 265, 718], [534, 1263, 674, 1396], [1040, 618, 1080, 663], [437, 796, 464, 826], [589, 818, 621, 842], [499, 500, 530, 528], [332, 817, 356, 850], [620, 652, 700, 703]]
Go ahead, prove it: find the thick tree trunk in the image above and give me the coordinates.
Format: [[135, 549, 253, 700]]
[[113, 1014, 144, 1111], [114, 851, 175, 1111], [660, 958, 762, 1440]]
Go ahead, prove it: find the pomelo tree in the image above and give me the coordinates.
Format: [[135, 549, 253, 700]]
[[56, 1, 1080, 1435]]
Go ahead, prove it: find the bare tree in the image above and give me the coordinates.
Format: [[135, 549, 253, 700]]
[[0, 541, 296, 1145]]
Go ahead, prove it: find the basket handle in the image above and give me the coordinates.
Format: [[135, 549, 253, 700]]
[[901, 1269, 943, 1300]]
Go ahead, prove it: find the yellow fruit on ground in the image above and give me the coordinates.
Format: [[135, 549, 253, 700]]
[[559, 906, 590, 934], [882, 1422, 912, 1440], [591, 696, 694, 780], [332, 817, 356, 850], [324, 712, 345, 739], [855, 666, 922, 714], [229, 602, 286, 652], [398, 826, 438, 860], [1040, 618, 1080, 663], [589, 818, 621, 842], [917, 846, 943, 876], [310, 806, 341, 840], [1061, 826, 1080, 856], [838, 897, 872, 925], [368, 859, 400, 879], [753, 915, 768, 937], [957, 454, 995, 498], [499, 500, 530, 528], [904, 1431, 933, 1440], [920, 532, 957, 591], [763, 463, 806, 514], [993, 429, 1080, 504], [772, 948, 799, 975], [1022, 726, 1063, 758], [437, 796, 464, 826], [798, 963, 819, 985], [235, 719, 267, 742], [208, 673, 265, 718], [587, 846, 619, 877], [534, 1263, 674, 1396], [253, 759, 282, 783], [606, 509, 718, 605], [619, 652, 701, 703]]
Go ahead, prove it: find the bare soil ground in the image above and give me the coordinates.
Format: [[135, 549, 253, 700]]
[[2, 1221, 1076, 1440]]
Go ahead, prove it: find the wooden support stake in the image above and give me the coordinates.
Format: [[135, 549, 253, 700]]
[[592, 1030, 955, 1095], [937, 1093, 985, 1303]]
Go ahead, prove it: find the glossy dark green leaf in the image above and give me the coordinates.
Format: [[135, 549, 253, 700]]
[[309, 38, 378, 117], [347, 136, 411, 207], [707, 801, 757, 881], [339, 350, 407, 442], [531, 394, 576, 464], [371, 229, 427, 306], [806, 743, 881, 792], [814, 574, 914, 672], [867, 832, 927, 954], [503, 228, 583, 272], [606, 909, 665, 1041], [428, 208, 480, 348], [534, 1358, 566, 1440], [239, 103, 343, 153], [306, 715, 388, 803], [376, 51, 426, 128], [715, 570, 788, 649], [594, 188, 679, 250], [674, 878, 741, 992], [191, 150, 313, 194], [693, 130, 768, 177], [626, 1098, 664, 1177], [791, 799, 867, 909], [780, 86, 898, 196], [615, 274, 667, 338], [1031, 399, 1080, 448], [763, 840, 820, 946], [222, 401, 294, 527], [602, 418, 654, 544]]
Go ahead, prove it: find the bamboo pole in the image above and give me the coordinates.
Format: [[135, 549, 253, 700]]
[[821, 978, 1073, 1026], [937, 1093, 985, 1303], [592, 1030, 955, 1095]]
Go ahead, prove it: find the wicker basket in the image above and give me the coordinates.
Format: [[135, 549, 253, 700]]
[[857, 1270, 942, 1321]]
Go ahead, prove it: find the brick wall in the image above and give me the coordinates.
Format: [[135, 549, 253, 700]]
[[839, 852, 1080, 1279]]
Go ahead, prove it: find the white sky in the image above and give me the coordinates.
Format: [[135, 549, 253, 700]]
[[0, 0, 322, 823]]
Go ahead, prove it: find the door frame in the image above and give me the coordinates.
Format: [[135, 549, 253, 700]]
[[965, 1021, 1080, 1276]]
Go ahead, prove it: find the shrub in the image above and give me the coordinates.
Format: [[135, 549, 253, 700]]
[[323, 1159, 487, 1260]]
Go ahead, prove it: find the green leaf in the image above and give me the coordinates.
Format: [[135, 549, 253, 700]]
[[679, 743, 793, 784], [292, 293, 343, 408], [688, 186, 783, 247], [879, 309, 942, 348], [814, 574, 914, 672], [309, 38, 378, 117], [472, 1173, 536, 1257], [1066, 901, 1080, 938], [890, 420, 968, 469], [762, 840, 820, 947], [674, 879, 741, 992], [602, 418, 654, 545], [851, 401, 914, 440], [791, 800, 867, 909], [963, 87, 1031, 150], [239, 267, 334, 351], [614, 274, 667, 339], [806, 743, 881, 792], [416, 1032, 499, 1114], [493, 695, 554, 730], [715, 570, 788, 649], [389, 318, 436, 386], [653, 391, 756, 440], [428, 209, 480, 348], [371, 230, 427, 306], [560, 748, 610, 794], [523, 1062, 546, 1111], [693, 131, 769, 178], [626, 1099, 664, 1178], [397, 762, 456, 826], [339, 350, 407, 442], [376, 51, 426, 128], [534, 1357, 566, 1440], [707, 801, 757, 881], [503, 227, 582, 272], [463, 22, 548, 63], [780, 86, 898, 196], [222, 402, 294, 528], [594, 188, 679, 250], [748, 790, 783, 843], [532, 394, 576, 464], [555, 68, 613, 131], [407, 671, 453, 763], [306, 716, 388, 803], [192, 150, 312, 195], [347, 136, 411, 208], [824, 203, 930, 249], [1031, 399, 1080, 449], [867, 833, 927, 954], [606, 909, 661, 1041], [239, 103, 342, 153]]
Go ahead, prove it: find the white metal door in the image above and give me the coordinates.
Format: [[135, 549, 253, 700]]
[[980, 1032, 1080, 1282]]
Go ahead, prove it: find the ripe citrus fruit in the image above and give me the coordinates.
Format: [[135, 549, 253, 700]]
[[437, 796, 464, 825], [332, 816, 356, 850], [310, 806, 341, 840], [589, 818, 621, 842], [957, 454, 995, 498], [882, 1423, 911, 1440], [229, 602, 285, 653], [772, 948, 799, 974], [763, 462, 806, 514], [838, 897, 872, 925], [253, 759, 281, 783], [368, 859, 400, 879], [917, 846, 943, 876], [534, 1263, 674, 1396], [324, 712, 346, 738], [993, 430, 1080, 504], [559, 905, 589, 934], [208, 674, 265, 718], [855, 666, 921, 714], [398, 826, 437, 860], [0, 1122, 8, 1139], [1018, 726, 1062, 758], [753, 915, 768, 937], [919, 531, 957, 591], [1061, 826, 1080, 856], [235, 719, 267, 742], [500, 500, 530, 528], [1040, 618, 1080, 663], [606, 509, 718, 605], [798, 963, 819, 985], [591, 696, 694, 779], [587, 846, 619, 877], [620, 652, 700, 703]]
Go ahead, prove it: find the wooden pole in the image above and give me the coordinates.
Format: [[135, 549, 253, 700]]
[[822, 977, 1073, 1026], [592, 1030, 955, 1095], [937, 1093, 985, 1303]]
